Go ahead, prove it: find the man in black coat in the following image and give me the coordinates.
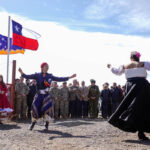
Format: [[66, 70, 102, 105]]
[[111, 83, 122, 114], [27, 80, 37, 118], [101, 83, 112, 119]]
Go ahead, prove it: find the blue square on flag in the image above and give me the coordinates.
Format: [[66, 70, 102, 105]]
[[12, 20, 22, 35]]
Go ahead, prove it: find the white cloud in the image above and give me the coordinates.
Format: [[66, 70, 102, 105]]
[[65, 20, 114, 29], [1, 11, 150, 89], [84, 0, 126, 20], [84, 0, 150, 32]]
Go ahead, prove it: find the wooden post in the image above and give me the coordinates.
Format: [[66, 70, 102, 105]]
[[11, 60, 16, 110]]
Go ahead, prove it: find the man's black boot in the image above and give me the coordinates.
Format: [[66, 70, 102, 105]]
[[44, 121, 49, 131], [28, 121, 36, 130]]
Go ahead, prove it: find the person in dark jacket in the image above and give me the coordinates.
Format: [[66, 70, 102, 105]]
[[27, 80, 37, 119], [111, 83, 122, 114], [101, 83, 112, 119]]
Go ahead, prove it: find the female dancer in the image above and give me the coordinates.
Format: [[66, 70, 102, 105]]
[[18, 62, 76, 130], [0, 75, 13, 124], [107, 51, 150, 140]]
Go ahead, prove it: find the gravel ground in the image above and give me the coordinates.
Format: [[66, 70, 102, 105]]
[[0, 118, 150, 150]]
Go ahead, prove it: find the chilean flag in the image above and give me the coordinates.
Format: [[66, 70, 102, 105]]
[[12, 20, 39, 50]]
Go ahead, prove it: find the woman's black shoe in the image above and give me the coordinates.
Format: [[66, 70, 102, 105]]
[[138, 131, 149, 141]]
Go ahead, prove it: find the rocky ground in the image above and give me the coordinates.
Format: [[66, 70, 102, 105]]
[[0, 118, 150, 150]]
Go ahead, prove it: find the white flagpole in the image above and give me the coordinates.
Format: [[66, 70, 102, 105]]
[[6, 16, 11, 84]]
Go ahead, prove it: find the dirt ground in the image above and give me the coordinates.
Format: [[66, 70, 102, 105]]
[[0, 118, 150, 150]]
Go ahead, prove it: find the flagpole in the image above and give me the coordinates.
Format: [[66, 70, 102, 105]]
[[6, 16, 11, 84]]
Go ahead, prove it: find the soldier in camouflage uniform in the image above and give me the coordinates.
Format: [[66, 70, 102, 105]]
[[50, 81, 61, 119], [60, 82, 69, 119], [69, 79, 82, 118], [15, 77, 29, 119], [88, 79, 100, 118]]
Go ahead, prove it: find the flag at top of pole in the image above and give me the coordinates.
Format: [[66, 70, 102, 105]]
[[4, 17, 40, 83], [12, 20, 39, 50]]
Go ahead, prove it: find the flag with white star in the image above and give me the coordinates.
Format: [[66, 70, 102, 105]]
[[0, 34, 25, 55], [12, 20, 22, 35], [12, 20, 39, 50]]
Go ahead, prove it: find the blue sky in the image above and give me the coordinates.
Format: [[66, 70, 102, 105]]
[[0, 0, 150, 36]]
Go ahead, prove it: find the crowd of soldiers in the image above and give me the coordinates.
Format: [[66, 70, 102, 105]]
[[14, 77, 124, 120]]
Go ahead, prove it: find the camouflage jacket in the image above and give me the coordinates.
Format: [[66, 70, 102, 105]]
[[88, 85, 100, 100], [15, 82, 29, 95], [69, 86, 81, 101], [50, 87, 61, 100], [60, 87, 69, 101]]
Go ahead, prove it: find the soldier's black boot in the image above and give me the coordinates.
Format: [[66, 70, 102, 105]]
[[28, 121, 36, 130], [44, 121, 49, 131], [138, 131, 149, 141]]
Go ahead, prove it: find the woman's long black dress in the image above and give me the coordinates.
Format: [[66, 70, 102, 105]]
[[108, 67, 150, 133]]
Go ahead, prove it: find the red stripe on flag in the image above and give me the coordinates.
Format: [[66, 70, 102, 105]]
[[13, 33, 38, 50]]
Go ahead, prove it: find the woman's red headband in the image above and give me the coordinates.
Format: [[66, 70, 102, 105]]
[[41, 62, 48, 68]]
